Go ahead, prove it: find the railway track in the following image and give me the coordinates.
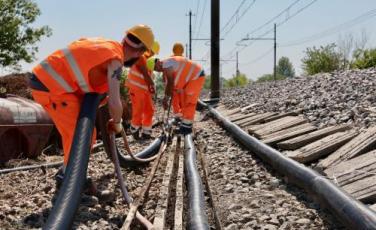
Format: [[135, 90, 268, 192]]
[[1, 103, 376, 229]]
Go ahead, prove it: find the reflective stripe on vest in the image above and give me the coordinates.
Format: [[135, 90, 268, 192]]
[[128, 69, 144, 80], [185, 64, 196, 83], [62, 48, 90, 93], [40, 60, 74, 93], [174, 61, 186, 86], [127, 79, 148, 90]]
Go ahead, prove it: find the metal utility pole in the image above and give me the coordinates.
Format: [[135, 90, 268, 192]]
[[185, 43, 188, 58], [236, 51, 240, 76], [188, 10, 193, 59], [211, 0, 220, 99], [273, 23, 277, 82], [240, 23, 277, 81]]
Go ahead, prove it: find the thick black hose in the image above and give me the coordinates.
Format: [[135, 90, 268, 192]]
[[200, 101, 376, 230], [97, 105, 162, 167], [43, 93, 101, 230], [0, 162, 63, 174], [184, 134, 209, 230]]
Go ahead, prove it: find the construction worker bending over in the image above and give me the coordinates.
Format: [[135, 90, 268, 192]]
[[126, 41, 160, 140], [169, 42, 185, 120], [154, 56, 205, 134], [29, 24, 154, 193]]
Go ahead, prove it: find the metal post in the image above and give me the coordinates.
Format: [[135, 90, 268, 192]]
[[185, 43, 188, 58], [211, 0, 220, 99], [189, 10, 192, 60], [273, 23, 277, 82], [236, 51, 240, 76]]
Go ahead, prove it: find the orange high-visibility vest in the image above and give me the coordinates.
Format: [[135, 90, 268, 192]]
[[126, 55, 152, 91], [33, 38, 124, 95], [167, 56, 203, 90]]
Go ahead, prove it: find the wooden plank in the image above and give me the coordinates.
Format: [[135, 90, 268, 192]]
[[240, 103, 259, 113], [153, 139, 178, 229], [323, 150, 376, 186], [248, 116, 298, 133], [317, 126, 376, 170], [174, 148, 184, 230], [263, 110, 302, 123], [263, 123, 317, 145], [223, 108, 241, 116], [286, 130, 358, 163], [229, 113, 256, 122], [324, 150, 376, 176], [235, 112, 277, 127], [277, 125, 351, 150], [342, 175, 376, 203], [254, 116, 307, 138], [370, 204, 376, 212]]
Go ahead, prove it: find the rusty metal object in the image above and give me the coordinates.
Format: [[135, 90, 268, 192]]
[[0, 94, 54, 163]]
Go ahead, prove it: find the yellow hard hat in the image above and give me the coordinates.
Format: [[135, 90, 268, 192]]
[[151, 41, 160, 55], [126, 24, 154, 51], [173, 42, 184, 56]]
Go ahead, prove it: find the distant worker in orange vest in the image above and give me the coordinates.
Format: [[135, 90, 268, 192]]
[[169, 42, 185, 121], [126, 41, 160, 140], [29, 24, 154, 192], [154, 56, 205, 134]]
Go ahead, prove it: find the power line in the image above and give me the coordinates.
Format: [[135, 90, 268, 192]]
[[193, 0, 201, 37], [280, 8, 376, 47], [221, 0, 257, 38], [194, 0, 208, 43], [200, 0, 256, 60], [222, 0, 317, 60]]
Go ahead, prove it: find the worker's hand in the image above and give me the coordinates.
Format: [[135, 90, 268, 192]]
[[107, 119, 123, 134], [148, 84, 155, 94], [162, 97, 169, 110]]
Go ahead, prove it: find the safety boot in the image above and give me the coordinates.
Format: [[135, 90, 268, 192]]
[[130, 126, 141, 140]]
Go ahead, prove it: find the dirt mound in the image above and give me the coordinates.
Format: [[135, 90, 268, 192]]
[[0, 73, 32, 99]]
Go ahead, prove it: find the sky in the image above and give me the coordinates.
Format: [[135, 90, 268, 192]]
[[13, 0, 376, 80]]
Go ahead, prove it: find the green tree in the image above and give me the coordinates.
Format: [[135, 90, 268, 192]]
[[0, 0, 51, 68], [256, 73, 286, 82], [203, 75, 211, 89], [301, 43, 341, 75], [276, 56, 295, 78], [223, 73, 250, 88], [350, 48, 376, 69]]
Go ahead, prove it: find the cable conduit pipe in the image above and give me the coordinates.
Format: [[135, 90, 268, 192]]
[[43, 93, 102, 230], [199, 100, 376, 229], [184, 134, 209, 230], [0, 161, 63, 174], [97, 106, 163, 166]]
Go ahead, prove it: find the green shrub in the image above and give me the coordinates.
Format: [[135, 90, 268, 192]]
[[351, 48, 376, 69], [301, 43, 341, 75]]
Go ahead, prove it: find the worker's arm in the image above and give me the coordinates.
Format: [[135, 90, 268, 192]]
[[164, 68, 174, 97], [107, 60, 123, 123]]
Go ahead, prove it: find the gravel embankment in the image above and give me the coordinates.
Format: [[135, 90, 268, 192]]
[[0, 136, 168, 230], [195, 118, 344, 230], [220, 68, 376, 129]]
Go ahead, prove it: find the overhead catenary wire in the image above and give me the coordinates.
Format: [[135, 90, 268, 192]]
[[200, 0, 256, 61], [280, 8, 376, 47], [222, 0, 318, 61]]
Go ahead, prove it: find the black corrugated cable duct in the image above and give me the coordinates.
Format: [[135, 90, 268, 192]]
[[97, 105, 163, 167], [184, 134, 210, 230], [199, 100, 376, 230], [43, 93, 102, 230]]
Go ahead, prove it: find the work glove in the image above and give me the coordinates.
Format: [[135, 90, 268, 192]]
[[162, 97, 170, 110], [148, 84, 155, 94], [107, 118, 123, 134]]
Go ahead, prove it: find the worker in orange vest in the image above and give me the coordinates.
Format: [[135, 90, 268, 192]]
[[29, 25, 154, 193], [126, 41, 160, 140], [169, 42, 185, 121], [153, 56, 205, 134]]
